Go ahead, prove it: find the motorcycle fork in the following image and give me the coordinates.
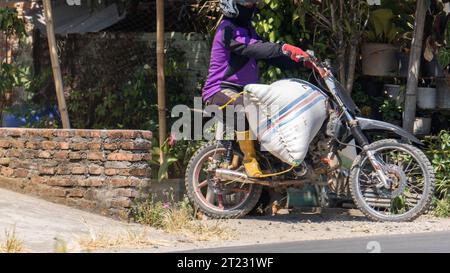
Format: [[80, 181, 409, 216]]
[[349, 119, 391, 188]]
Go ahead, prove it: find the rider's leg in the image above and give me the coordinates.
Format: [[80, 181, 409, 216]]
[[233, 95, 262, 177], [207, 89, 262, 177], [235, 130, 262, 177]]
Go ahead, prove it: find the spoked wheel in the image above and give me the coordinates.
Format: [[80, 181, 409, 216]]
[[185, 142, 262, 219], [350, 139, 435, 222]]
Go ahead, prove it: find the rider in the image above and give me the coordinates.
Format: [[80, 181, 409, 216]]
[[203, 0, 314, 178]]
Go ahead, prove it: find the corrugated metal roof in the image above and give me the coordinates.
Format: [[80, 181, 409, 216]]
[[25, 2, 126, 35]]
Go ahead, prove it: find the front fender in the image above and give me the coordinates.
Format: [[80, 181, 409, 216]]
[[356, 117, 423, 145]]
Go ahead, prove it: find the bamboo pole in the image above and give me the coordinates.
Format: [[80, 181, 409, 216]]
[[156, 0, 166, 164], [43, 0, 70, 129], [403, 0, 427, 133]]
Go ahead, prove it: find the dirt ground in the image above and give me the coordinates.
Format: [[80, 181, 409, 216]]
[[1, 188, 449, 253], [96, 208, 450, 253], [144, 208, 450, 253]]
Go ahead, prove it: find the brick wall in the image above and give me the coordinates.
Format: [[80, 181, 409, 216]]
[[0, 128, 152, 219]]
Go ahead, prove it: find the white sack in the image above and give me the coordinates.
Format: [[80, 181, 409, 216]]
[[244, 79, 328, 165]]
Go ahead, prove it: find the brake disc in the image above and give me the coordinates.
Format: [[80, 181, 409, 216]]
[[384, 164, 407, 198]]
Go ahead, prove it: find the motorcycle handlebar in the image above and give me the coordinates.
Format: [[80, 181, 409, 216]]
[[283, 51, 329, 77], [282, 50, 309, 62]]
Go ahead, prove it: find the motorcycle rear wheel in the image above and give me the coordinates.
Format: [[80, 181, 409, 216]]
[[350, 139, 434, 222], [185, 141, 262, 219]]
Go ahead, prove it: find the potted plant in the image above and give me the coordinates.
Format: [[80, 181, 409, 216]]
[[421, 56, 445, 78], [421, 1, 450, 78], [148, 134, 184, 201], [368, 0, 416, 78], [417, 80, 437, 110], [397, 14, 415, 78], [362, 8, 402, 76], [384, 82, 404, 106], [414, 114, 432, 136], [437, 77, 450, 109]]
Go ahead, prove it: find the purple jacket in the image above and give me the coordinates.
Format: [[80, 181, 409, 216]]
[[202, 19, 293, 101]]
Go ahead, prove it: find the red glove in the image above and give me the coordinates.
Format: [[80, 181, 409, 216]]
[[282, 44, 309, 62]]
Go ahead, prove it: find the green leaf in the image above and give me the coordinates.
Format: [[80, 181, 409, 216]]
[[269, 31, 276, 42], [167, 158, 178, 164], [157, 158, 169, 182]]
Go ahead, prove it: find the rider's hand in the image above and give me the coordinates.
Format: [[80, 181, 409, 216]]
[[282, 44, 309, 62]]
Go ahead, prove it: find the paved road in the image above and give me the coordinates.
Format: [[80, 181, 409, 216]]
[[184, 231, 450, 253], [0, 188, 159, 252], [2, 187, 449, 253]]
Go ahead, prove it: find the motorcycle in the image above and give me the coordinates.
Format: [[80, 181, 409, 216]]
[[185, 54, 435, 222]]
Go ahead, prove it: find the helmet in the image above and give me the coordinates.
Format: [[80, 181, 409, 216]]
[[219, 0, 263, 18]]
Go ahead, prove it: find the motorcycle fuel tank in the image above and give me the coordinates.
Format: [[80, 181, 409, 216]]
[[244, 79, 328, 165]]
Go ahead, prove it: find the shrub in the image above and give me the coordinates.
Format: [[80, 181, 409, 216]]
[[131, 192, 230, 240], [132, 192, 191, 230], [424, 130, 450, 217], [66, 47, 191, 131], [131, 197, 167, 229], [0, 227, 24, 253], [150, 136, 206, 181], [4, 69, 60, 128], [432, 197, 450, 218], [0, 7, 28, 126], [424, 130, 450, 198]]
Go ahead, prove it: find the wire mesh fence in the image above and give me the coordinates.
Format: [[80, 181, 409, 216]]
[[1, 0, 215, 131]]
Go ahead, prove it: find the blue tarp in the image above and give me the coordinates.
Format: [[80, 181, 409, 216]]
[[3, 105, 58, 128]]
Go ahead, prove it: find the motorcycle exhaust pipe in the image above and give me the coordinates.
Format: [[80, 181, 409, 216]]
[[215, 169, 272, 186], [215, 169, 306, 187]]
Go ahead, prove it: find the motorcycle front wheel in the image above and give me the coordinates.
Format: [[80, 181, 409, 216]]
[[350, 139, 435, 222], [185, 141, 262, 219]]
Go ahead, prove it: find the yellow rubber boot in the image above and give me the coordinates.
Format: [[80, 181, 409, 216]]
[[236, 131, 262, 178]]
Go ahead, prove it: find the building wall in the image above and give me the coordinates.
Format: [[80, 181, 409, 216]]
[[0, 128, 152, 219]]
